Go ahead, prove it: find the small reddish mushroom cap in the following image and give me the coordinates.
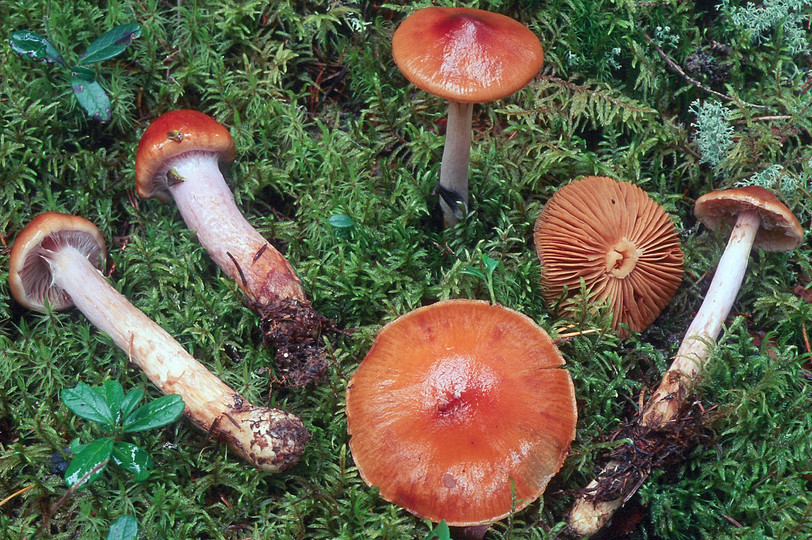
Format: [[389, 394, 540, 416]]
[[135, 110, 236, 203], [9, 212, 106, 312], [534, 176, 684, 337], [392, 7, 544, 103], [694, 186, 803, 252], [346, 299, 576, 526]]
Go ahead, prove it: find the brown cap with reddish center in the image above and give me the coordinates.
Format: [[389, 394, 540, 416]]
[[345, 299, 576, 526], [534, 176, 684, 337], [9, 212, 106, 311], [135, 110, 236, 203], [392, 7, 544, 103], [694, 186, 803, 251]]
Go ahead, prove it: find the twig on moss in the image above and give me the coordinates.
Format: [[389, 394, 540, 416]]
[[643, 33, 770, 110]]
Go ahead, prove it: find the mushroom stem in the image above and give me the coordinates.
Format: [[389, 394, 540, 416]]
[[44, 244, 308, 473], [168, 153, 307, 308], [642, 209, 760, 426], [567, 210, 762, 536], [438, 101, 473, 226]]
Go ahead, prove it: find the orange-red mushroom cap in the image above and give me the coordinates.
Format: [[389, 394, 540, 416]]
[[392, 7, 544, 103], [694, 186, 803, 252], [346, 299, 576, 526], [9, 212, 106, 312], [135, 110, 236, 203]]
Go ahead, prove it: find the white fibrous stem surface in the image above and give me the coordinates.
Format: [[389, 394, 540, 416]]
[[568, 210, 762, 536], [439, 101, 474, 226], [168, 153, 307, 308], [46, 245, 306, 472], [641, 209, 760, 426]]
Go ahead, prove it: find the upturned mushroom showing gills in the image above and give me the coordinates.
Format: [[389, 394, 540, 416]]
[[9, 212, 308, 472], [534, 176, 684, 338], [392, 7, 544, 227], [135, 109, 333, 386], [346, 299, 577, 527], [567, 186, 803, 536]]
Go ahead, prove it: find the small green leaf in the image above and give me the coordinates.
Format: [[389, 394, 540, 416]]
[[80, 23, 141, 64], [62, 382, 115, 426], [70, 437, 90, 455], [482, 254, 501, 275], [9, 30, 64, 64], [120, 388, 144, 420], [112, 441, 153, 481], [107, 516, 138, 540], [328, 214, 355, 230], [423, 520, 451, 540], [71, 76, 112, 122], [122, 394, 185, 432], [64, 437, 114, 488], [100, 381, 125, 424], [460, 266, 487, 280]]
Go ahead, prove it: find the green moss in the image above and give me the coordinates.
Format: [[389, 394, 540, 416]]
[[1, 0, 810, 537]]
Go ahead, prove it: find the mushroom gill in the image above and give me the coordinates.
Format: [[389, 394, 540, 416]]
[[534, 176, 684, 337]]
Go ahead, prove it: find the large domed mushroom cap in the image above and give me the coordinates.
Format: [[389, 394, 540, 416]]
[[345, 299, 576, 527], [534, 176, 684, 337], [392, 7, 544, 104]]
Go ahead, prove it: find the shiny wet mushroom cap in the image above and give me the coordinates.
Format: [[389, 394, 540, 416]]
[[534, 176, 684, 337], [392, 7, 544, 104], [346, 299, 577, 527]]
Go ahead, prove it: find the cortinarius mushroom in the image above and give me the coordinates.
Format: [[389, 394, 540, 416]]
[[568, 186, 803, 536], [534, 176, 684, 337], [135, 109, 333, 386], [346, 299, 577, 526], [392, 7, 544, 226], [9, 212, 308, 472], [643, 185, 803, 425]]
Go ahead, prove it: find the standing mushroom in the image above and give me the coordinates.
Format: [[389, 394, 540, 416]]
[[392, 7, 544, 226], [346, 299, 577, 527], [135, 109, 333, 386], [9, 212, 308, 472], [534, 176, 684, 338], [567, 186, 804, 536]]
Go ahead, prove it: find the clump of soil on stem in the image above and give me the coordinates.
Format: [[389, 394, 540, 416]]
[[583, 401, 714, 504], [258, 298, 341, 387]]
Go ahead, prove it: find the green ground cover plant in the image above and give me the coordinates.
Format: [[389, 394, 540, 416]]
[[0, 0, 810, 538]]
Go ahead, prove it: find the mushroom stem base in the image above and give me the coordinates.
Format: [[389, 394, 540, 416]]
[[258, 297, 340, 387]]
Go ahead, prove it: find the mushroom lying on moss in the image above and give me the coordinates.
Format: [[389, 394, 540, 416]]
[[9, 212, 308, 472], [346, 299, 576, 527], [567, 186, 804, 536], [135, 109, 335, 386]]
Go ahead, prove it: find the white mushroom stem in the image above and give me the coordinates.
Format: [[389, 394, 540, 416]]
[[44, 244, 308, 473], [641, 209, 760, 426], [438, 101, 473, 226], [167, 151, 307, 309], [568, 209, 761, 536]]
